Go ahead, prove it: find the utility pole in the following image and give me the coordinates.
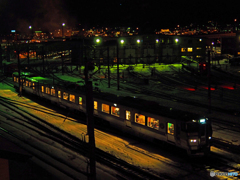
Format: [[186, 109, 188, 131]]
[[61, 53, 64, 75], [42, 46, 45, 76], [117, 43, 119, 90], [208, 50, 211, 113], [107, 47, 110, 88], [84, 46, 96, 180], [17, 50, 22, 97]]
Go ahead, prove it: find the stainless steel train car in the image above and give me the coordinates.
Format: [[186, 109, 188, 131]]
[[12, 72, 212, 156]]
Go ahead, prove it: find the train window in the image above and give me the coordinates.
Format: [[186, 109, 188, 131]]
[[147, 117, 159, 130], [79, 97, 82, 105], [29, 82, 31, 88], [26, 81, 29, 87], [51, 89, 55, 96], [102, 104, 109, 114], [16, 78, 18, 83], [32, 83, 35, 89], [58, 91, 61, 98], [181, 48, 186, 52], [46, 87, 50, 94], [14, 77, 16, 82], [187, 47, 193, 52], [126, 110, 131, 120], [167, 123, 174, 135], [69, 94, 75, 103], [135, 113, 145, 125], [63, 92, 68, 100], [94, 101, 98, 110], [41, 86, 44, 92], [111, 106, 120, 117]]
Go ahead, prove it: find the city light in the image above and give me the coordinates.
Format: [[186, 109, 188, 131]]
[[137, 39, 140, 44], [156, 39, 159, 43], [96, 39, 100, 43], [175, 39, 179, 43], [29, 26, 32, 29], [62, 23, 65, 27], [120, 40, 124, 44]]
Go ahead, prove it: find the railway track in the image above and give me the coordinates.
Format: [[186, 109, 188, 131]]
[[0, 95, 169, 180]]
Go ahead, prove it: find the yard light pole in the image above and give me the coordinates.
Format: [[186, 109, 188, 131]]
[[62, 23, 65, 38]]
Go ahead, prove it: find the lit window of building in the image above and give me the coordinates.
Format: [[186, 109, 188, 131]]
[[187, 47, 193, 52], [46, 87, 50, 94], [196, 47, 202, 50], [58, 91, 61, 98], [41, 86, 44, 92]]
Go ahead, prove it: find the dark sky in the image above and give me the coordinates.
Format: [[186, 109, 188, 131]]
[[0, 0, 238, 33]]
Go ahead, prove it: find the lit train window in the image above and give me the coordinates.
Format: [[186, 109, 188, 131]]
[[26, 81, 29, 87], [126, 111, 131, 120], [147, 117, 159, 130], [16, 78, 18, 83], [135, 113, 145, 125], [41, 86, 44, 92], [102, 104, 109, 114], [63, 92, 68, 100], [69, 94, 75, 103], [58, 91, 61, 98], [46, 87, 50, 94], [14, 77, 16, 82], [111, 106, 120, 117], [29, 82, 31, 88], [32, 83, 35, 89], [167, 123, 174, 135], [79, 97, 82, 105], [94, 101, 98, 110], [51, 89, 55, 96]]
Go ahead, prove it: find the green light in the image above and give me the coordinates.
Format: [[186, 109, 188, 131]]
[[62, 23, 65, 26], [29, 26, 32, 29], [156, 39, 159, 43], [121, 40, 124, 44], [137, 39, 140, 44], [96, 39, 100, 43], [35, 31, 42, 33], [175, 39, 178, 43]]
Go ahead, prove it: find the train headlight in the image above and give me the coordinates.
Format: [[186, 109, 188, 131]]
[[190, 139, 197, 143], [209, 137, 211, 140], [199, 119, 206, 124]]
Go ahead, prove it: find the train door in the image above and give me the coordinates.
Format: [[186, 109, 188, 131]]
[[167, 122, 175, 143], [125, 110, 131, 127]]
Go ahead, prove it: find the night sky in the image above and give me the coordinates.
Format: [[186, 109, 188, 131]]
[[0, 0, 238, 33]]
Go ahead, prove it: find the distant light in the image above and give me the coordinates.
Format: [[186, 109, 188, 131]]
[[52, 86, 54, 89], [156, 39, 159, 43], [114, 103, 117, 106], [137, 39, 140, 44], [175, 39, 178, 43], [212, 42, 214, 45], [234, 19, 237, 22], [199, 39, 202, 42], [192, 120, 197, 122], [96, 38, 100, 43], [120, 40, 124, 44], [190, 139, 197, 143], [62, 23, 65, 26], [209, 137, 211, 140], [11, 30, 16, 33], [29, 26, 32, 29]]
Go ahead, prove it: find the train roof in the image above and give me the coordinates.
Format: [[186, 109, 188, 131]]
[[93, 91, 204, 122], [20, 75, 206, 122]]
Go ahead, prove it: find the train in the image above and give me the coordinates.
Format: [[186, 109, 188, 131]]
[[12, 72, 213, 156]]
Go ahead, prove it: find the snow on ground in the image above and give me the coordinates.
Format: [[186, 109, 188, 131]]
[[0, 84, 223, 180]]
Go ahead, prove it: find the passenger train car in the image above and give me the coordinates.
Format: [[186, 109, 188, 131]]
[[12, 72, 212, 156]]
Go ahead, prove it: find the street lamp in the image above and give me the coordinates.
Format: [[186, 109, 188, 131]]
[[137, 39, 140, 44], [62, 23, 65, 38]]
